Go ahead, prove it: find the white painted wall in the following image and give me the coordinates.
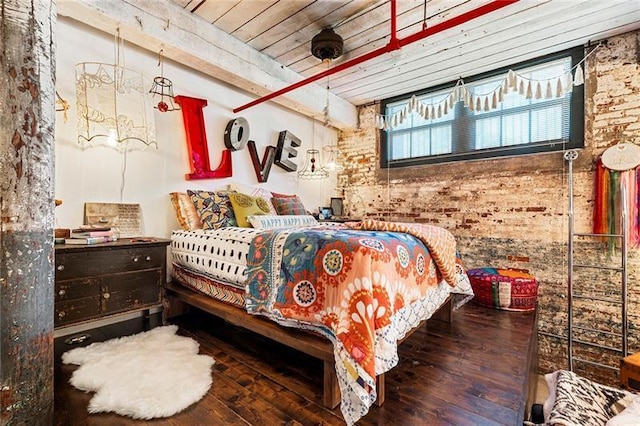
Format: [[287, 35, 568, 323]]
[[54, 17, 339, 238]]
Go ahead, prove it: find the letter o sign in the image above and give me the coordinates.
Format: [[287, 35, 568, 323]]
[[224, 117, 250, 151]]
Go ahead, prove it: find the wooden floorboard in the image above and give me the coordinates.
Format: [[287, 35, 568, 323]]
[[54, 303, 536, 425]]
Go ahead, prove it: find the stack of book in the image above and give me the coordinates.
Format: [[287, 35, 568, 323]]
[[64, 227, 118, 245]]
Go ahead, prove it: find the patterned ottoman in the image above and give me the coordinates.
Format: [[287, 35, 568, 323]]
[[467, 268, 538, 312]]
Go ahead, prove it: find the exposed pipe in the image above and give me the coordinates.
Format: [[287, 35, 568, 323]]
[[389, 0, 399, 50], [234, 0, 519, 113]]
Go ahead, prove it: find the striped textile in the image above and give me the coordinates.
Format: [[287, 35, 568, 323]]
[[171, 263, 245, 308]]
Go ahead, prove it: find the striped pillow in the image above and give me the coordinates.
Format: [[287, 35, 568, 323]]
[[169, 192, 203, 230], [271, 195, 307, 215]]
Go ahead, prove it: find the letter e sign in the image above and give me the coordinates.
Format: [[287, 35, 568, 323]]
[[275, 130, 300, 172]]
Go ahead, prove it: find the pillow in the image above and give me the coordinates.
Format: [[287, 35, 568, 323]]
[[543, 371, 559, 424], [188, 189, 238, 230], [271, 195, 307, 215], [547, 370, 634, 426], [611, 395, 636, 416], [270, 191, 297, 198], [228, 182, 278, 215], [248, 214, 318, 229], [607, 395, 640, 426], [169, 192, 203, 230], [228, 192, 272, 227]]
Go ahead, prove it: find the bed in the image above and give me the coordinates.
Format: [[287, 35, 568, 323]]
[[167, 218, 473, 425]]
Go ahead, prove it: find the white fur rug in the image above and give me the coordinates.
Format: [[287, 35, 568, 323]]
[[62, 325, 214, 419]]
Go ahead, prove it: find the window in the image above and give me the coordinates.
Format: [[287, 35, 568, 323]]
[[380, 47, 584, 168]]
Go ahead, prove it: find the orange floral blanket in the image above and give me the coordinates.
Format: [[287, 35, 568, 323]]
[[349, 219, 459, 286], [245, 220, 472, 425]]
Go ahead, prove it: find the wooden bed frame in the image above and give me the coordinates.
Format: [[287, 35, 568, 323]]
[[164, 281, 453, 409]]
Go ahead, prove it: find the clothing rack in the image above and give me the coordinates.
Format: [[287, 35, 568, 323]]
[[565, 149, 629, 373]]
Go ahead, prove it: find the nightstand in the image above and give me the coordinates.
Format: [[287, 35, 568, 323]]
[[54, 238, 170, 329]]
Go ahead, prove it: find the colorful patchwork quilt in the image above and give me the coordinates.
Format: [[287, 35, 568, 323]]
[[245, 219, 473, 425]]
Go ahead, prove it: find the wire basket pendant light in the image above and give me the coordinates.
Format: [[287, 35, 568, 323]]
[[322, 142, 342, 173], [149, 49, 179, 112], [297, 119, 329, 180]]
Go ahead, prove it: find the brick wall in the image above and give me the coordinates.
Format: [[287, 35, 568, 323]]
[[337, 30, 640, 386]]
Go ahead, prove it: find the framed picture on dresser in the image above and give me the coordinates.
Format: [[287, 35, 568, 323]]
[[330, 197, 343, 217]]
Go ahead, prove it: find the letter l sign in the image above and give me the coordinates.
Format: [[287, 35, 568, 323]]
[[174, 95, 232, 180]]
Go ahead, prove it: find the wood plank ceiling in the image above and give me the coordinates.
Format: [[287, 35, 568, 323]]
[[173, 0, 640, 107]]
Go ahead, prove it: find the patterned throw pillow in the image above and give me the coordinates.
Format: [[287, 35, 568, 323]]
[[228, 192, 272, 227], [248, 214, 318, 229], [169, 192, 203, 230], [270, 191, 297, 198], [271, 195, 307, 215], [227, 182, 278, 215], [188, 189, 238, 230]]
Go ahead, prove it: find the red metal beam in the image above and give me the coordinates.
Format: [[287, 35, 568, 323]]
[[399, 0, 519, 48], [233, 0, 519, 114], [389, 0, 399, 49]]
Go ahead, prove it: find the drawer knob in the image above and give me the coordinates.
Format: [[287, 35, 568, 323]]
[[133, 256, 139, 262], [57, 265, 65, 271], [58, 289, 66, 296], [103, 292, 110, 299], [58, 311, 65, 318], [145, 255, 151, 261]]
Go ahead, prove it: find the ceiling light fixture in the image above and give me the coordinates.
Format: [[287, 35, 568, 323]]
[[311, 27, 343, 62]]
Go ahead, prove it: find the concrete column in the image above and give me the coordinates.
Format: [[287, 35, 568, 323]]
[[0, 0, 56, 424]]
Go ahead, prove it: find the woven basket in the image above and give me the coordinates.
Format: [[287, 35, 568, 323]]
[[467, 268, 538, 312]]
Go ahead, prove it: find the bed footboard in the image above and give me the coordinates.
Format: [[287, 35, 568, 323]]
[[166, 281, 342, 408], [165, 281, 452, 409]]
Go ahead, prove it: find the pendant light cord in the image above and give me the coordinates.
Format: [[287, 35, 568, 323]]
[[120, 149, 128, 203], [422, 0, 428, 30], [324, 61, 330, 126]]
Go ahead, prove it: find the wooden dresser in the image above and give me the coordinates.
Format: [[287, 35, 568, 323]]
[[54, 238, 170, 329]]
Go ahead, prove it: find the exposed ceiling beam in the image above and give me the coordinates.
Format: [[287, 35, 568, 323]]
[[233, 0, 519, 114], [56, 0, 358, 130]]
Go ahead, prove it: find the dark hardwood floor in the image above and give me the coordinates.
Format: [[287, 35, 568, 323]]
[[54, 302, 537, 425]]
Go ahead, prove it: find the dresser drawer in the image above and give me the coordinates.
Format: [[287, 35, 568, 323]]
[[102, 269, 163, 313], [55, 246, 166, 281], [55, 278, 101, 302], [55, 296, 102, 327], [102, 269, 162, 315]]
